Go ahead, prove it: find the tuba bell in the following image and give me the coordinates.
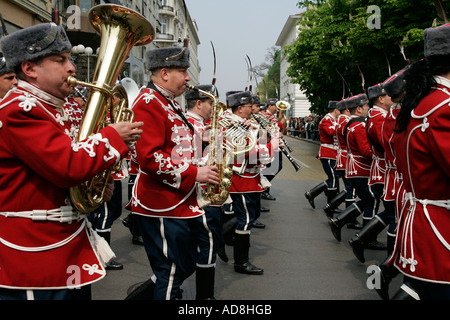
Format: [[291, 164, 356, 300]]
[[69, 4, 154, 213]]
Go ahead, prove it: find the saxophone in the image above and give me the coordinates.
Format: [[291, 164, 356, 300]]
[[186, 85, 258, 205]]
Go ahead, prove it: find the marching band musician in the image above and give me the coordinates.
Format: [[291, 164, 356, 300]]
[[305, 101, 339, 209], [389, 23, 450, 299], [260, 98, 281, 201], [0, 23, 142, 300], [127, 46, 219, 300], [324, 99, 357, 218], [0, 52, 17, 100], [371, 68, 409, 300], [348, 83, 392, 262], [251, 94, 269, 226], [328, 93, 374, 242], [225, 91, 275, 275], [184, 84, 221, 300]]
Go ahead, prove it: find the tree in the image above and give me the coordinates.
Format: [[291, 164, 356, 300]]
[[284, 0, 445, 114], [253, 47, 281, 103]]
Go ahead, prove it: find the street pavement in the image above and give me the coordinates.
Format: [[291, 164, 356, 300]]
[[91, 135, 402, 300]]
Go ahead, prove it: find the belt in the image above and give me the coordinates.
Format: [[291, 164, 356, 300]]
[[0, 206, 83, 223]]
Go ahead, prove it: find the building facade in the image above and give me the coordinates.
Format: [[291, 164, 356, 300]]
[[0, 0, 200, 96], [276, 13, 311, 118]]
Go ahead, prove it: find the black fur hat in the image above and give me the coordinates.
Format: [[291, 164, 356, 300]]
[[424, 23, 450, 57], [265, 98, 278, 106], [336, 99, 348, 111], [146, 46, 190, 71], [383, 68, 407, 98], [367, 83, 386, 100], [252, 95, 261, 105], [227, 91, 252, 108], [0, 23, 71, 70], [184, 84, 213, 100], [345, 93, 369, 109], [328, 100, 338, 109]]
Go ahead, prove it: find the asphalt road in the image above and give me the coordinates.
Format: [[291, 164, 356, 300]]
[[91, 136, 402, 301]]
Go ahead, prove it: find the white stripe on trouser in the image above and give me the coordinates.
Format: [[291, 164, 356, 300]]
[[328, 159, 336, 189], [26, 290, 34, 300], [240, 194, 251, 233], [201, 214, 214, 265], [159, 217, 176, 300]]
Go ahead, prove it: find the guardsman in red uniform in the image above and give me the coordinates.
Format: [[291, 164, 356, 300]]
[[184, 84, 221, 300], [260, 98, 281, 201], [0, 23, 142, 300], [349, 84, 393, 261], [227, 91, 274, 275], [370, 68, 409, 300], [324, 99, 358, 220], [328, 93, 374, 242], [0, 52, 17, 100], [389, 24, 450, 300], [127, 47, 219, 300], [305, 101, 339, 209]]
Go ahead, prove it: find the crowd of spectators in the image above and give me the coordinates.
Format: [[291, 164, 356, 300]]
[[286, 115, 322, 141]]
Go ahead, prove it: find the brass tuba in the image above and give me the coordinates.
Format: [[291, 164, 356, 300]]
[[69, 4, 154, 213]]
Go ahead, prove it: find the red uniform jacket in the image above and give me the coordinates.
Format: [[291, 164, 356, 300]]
[[366, 106, 387, 185], [345, 116, 373, 178], [392, 77, 450, 283], [317, 113, 338, 160], [335, 114, 350, 171], [224, 113, 272, 193], [0, 81, 129, 289], [129, 87, 203, 218]]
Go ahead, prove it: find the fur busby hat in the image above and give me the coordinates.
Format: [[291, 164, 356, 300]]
[[367, 83, 386, 100], [146, 46, 190, 71], [227, 91, 252, 108], [328, 100, 338, 109], [423, 23, 450, 58], [0, 23, 72, 71], [184, 84, 213, 100], [383, 68, 407, 98], [345, 93, 369, 109], [336, 99, 347, 111], [252, 95, 261, 105], [0, 52, 13, 76], [265, 98, 278, 107]]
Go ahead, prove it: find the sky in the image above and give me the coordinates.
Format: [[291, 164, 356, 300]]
[[186, 0, 302, 100]]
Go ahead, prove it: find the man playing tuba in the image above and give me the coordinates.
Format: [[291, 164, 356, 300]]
[[0, 23, 143, 300]]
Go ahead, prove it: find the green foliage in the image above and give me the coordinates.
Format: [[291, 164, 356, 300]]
[[285, 0, 444, 114]]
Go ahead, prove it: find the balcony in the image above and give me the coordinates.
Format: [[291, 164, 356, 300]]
[[159, 5, 175, 17]]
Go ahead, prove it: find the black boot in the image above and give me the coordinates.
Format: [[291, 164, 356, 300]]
[[324, 190, 346, 218], [217, 244, 229, 262], [304, 182, 327, 209], [233, 233, 263, 275], [328, 203, 361, 242], [195, 266, 216, 300], [262, 188, 276, 200], [375, 261, 400, 300], [125, 278, 155, 300], [349, 217, 387, 263]]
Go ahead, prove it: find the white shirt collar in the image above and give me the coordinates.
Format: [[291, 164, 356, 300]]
[[18, 80, 65, 108], [434, 75, 450, 89]]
